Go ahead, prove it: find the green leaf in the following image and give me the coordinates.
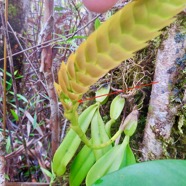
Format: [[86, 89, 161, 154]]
[[110, 95, 125, 120], [53, 104, 98, 176], [68, 35, 87, 40], [41, 167, 53, 178], [10, 109, 19, 121], [105, 119, 115, 137], [95, 84, 110, 103], [6, 136, 11, 153], [93, 160, 186, 186], [178, 115, 184, 134], [14, 70, 18, 76], [54, 6, 64, 11], [6, 79, 12, 90], [70, 144, 96, 186], [119, 144, 136, 168], [5, 174, 10, 180], [86, 136, 130, 186], [5, 70, 12, 77], [91, 110, 112, 160], [17, 94, 28, 103], [33, 112, 37, 129], [123, 110, 138, 137], [15, 74, 23, 79], [94, 18, 101, 30]]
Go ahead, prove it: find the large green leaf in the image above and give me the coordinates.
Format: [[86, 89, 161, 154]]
[[70, 144, 95, 186], [93, 160, 186, 186], [53, 104, 98, 176], [91, 110, 112, 160], [86, 136, 132, 186]]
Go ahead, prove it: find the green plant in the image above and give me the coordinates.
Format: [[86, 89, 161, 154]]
[[55, 0, 185, 108], [53, 0, 185, 185], [52, 103, 99, 177], [54, 0, 185, 148], [53, 86, 138, 185], [92, 160, 186, 186]]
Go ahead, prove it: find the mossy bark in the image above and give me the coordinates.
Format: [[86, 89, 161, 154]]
[[142, 23, 186, 160]]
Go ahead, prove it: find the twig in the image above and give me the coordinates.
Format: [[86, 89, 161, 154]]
[[61, 119, 68, 141], [5, 133, 50, 160], [0, 0, 7, 141]]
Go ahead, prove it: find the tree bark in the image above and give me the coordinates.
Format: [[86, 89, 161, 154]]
[[41, 0, 60, 156], [142, 24, 186, 160]]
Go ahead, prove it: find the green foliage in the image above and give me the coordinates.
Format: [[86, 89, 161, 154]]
[[41, 167, 56, 184], [95, 84, 110, 103], [54, 6, 65, 11], [53, 104, 99, 176], [10, 109, 19, 121], [123, 110, 138, 137], [86, 136, 136, 186], [91, 109, 112, 160], [5, 174, 10, 181], [55, 0, 185, 112], [93, 160, 186, 186], [8, 4, 17, 17], [53, 0, 186, 185], [94, 18, 101, 30], [69, 144, 95, 186], [53, 86, 138, 185], [105, 95, 125, 137], [69, 89, 127, 186], [110, 95, 125, 120], [6, 136, 12, 154]]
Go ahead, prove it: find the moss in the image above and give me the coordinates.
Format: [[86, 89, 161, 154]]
[[8, 4, 17, 17], [168, 51, 186, 159]]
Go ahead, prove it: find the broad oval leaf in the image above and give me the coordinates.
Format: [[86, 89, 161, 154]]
[[110, 95, 125, 120], [123, 110, 138, 137], [93, 160, 186, 186], [95, 84, 110, 103]]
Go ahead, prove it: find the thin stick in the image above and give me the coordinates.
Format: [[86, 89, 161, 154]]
[[2, 0, 8, 138]]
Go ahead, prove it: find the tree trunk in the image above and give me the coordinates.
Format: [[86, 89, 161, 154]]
[[142, 24, 186, 160], [41, 0, 60, 156]]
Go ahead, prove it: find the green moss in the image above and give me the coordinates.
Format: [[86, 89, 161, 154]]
[[8, 4, 17, 17]]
